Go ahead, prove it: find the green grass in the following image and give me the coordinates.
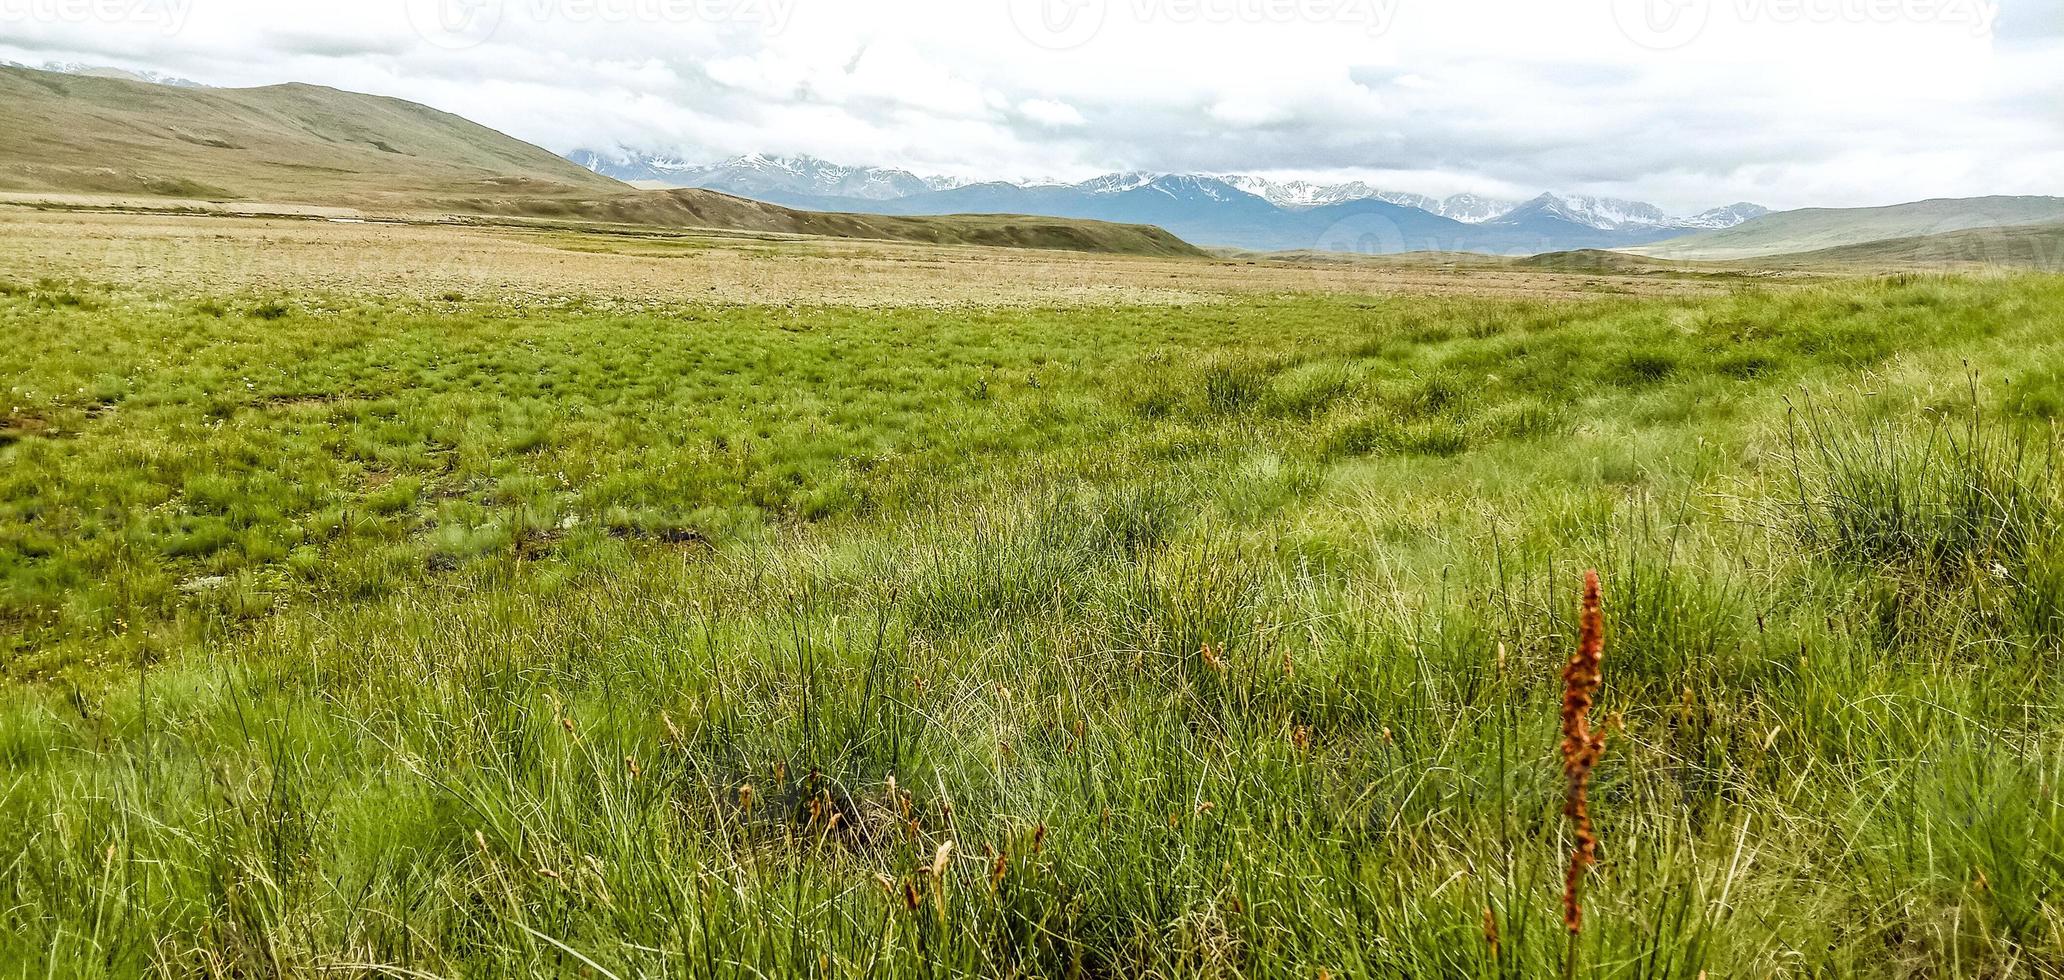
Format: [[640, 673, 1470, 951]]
[[7, 273, 2064, 976]]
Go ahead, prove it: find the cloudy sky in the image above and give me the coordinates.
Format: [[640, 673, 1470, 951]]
[[2, 0, 2058, 212]]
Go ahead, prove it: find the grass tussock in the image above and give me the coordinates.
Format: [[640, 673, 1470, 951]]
[[5, 274, 2064, 976], [1785, 388, 2064, 650]]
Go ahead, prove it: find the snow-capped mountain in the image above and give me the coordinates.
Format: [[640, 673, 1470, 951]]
[[560, 150, 1766, 254], [570, 151, 964, 201], [1111, 178, 1761, 232], [1679, 202, 1772, 229], [1222, 176, 1379, 208], [1112, 174, 1250, 203], [1217, 182, 1763, 232], [1072, 173, 1293, 205], [1420, 193, 1520, 224], [1139, 179, 1762, 232], [1489, 193, 1771, 233], [1075, 171, 1163, 195], [1218, 176, 1521, 222], [566, 150, 701, 184], [1517, 194, 1679, 231], [566, 151, 1763, 237]]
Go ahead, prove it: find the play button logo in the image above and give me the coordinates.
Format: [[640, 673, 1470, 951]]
[[1009, 0, 1107, 50], [1610, 0, 1710, 50], [406, 0, 504, 50]]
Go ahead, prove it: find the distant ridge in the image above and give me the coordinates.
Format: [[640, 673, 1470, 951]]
[[1758, 219, 2064, 271], [1631, 196, 2064, 260]]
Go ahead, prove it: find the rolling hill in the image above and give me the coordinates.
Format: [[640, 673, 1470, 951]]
[[1757, 219, 2064, 271], [443, 189, 1201, 256], [1514, 249, 1705, 274], [0, 65, 1198, 256], [1630, 196, 2064, 260], [0, 64, 624, 201]]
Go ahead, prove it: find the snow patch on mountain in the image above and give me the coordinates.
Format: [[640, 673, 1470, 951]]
[[1076, 172, 1162, 195], [1512, 194, 1669, 230], [1133, 175, 1256, 203], [562, 150, 1767, 233], [1493, 193, 1769, 232], [1217, 176, 1523, 222], [1679, 202, 1772, 229], [571, 151, 967, 200], [1429, 194, 1520, 223], [19, 61, 205, 87], [1221, 176, 1377, 208]]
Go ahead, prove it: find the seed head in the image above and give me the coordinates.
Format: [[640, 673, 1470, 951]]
[[1559, 569, 1609, 934]]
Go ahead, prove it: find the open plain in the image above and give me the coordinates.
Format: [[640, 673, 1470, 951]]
[[0, 205, 1779, 309], [7, 202, 2064, 976]]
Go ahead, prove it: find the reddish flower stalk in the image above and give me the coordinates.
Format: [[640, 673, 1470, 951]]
[[1560, 569, 1608, 936]]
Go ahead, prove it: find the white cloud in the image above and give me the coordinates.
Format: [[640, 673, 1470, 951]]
[[1207, 96, 1291, 128], [1019, 97, 1085, 127], [0, 0, 2055, 211]]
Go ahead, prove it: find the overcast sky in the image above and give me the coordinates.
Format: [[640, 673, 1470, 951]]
[[2, 0, 2059, 212]]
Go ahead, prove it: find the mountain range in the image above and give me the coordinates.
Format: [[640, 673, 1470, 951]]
[[565, 150, 967, 201], [7, 62, 2053, 267], [570, 150, 1770, 254], [0, 64, 1199, 257]]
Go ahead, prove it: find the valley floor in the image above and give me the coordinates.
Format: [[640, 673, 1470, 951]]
[[0, 204, 1772, 308], [4, 222, 2064, 977]]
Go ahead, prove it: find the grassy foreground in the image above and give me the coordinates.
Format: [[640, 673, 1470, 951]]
[[6, 273, 2064, 976]]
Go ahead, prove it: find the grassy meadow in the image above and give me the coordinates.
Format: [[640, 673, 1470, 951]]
[[6, 268, 2064, 976]]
